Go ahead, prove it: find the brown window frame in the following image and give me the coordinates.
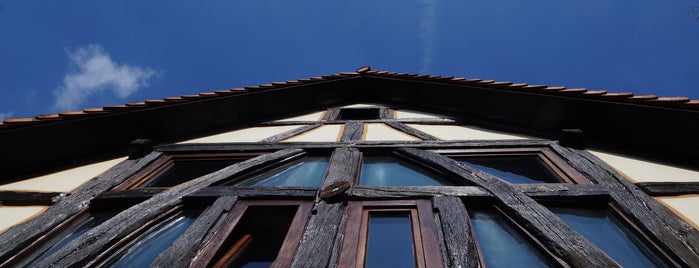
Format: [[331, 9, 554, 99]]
[[339, 200, 443, 268], [192, 200, 313, 268], [114, 152, 263, 190], [433, 147, 589, 184]]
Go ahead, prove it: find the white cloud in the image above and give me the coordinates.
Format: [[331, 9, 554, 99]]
[[418, 0, 438, 74], [0, 111, 13, 121], [54, 44, 160, 110]]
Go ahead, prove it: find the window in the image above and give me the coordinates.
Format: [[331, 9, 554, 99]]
[[101, 213, 196, 267], [339, 200, 443, 268], [1, 211, 116, 267], [547, 204, 669, 267], [236, 156, 329, 187], [115, 153, 258, 190], [468, 207, 554, 267], [360, 156, 456, 186], [192, 200, 312, 267], [439, 147, 589, 184], [338, 108, 382, 120]]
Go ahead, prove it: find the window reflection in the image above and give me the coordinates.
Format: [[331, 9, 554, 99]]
[[145, 160, 239, 187], [365, 212, 417, 268], [237, 156, 329, 187], [469, 209, 552, 267], [360, 157, 453, 186], [106, 214, 196, 267], [549, 206, 667, 267], [460, 155, 560, 184]]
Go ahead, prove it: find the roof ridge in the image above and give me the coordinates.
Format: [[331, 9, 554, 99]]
[[1, 66, 696, 130]]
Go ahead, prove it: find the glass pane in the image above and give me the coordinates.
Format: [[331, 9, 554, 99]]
[[238, 157, 328, 187], [218, 206, 298, 267], [146, 160, 239, 187], [21, 213, 114, 267], [460, 155, 560, 183], [366, 212, 416, 268], [469, 210, 552, 268], [549, 207, 667, 267], [110, 215, 195, 267], [360, 157, 453, 186]]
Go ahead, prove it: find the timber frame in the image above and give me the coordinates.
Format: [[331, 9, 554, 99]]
[[1, 67, 699, 267], [1, 139, 698, 267]]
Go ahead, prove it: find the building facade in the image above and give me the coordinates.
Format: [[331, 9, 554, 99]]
[[1, 67, 698, 267]]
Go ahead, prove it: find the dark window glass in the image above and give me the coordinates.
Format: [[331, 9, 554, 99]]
[[469, 209, 552, 268], [214, 206, 298, 267], [549, 206, 667, 267], [338, 108, 381, 120], [365, 212, 416, 268], [108, 215, 196, 267], [460, 155, 560, 183], [238, 157, 328, 187], [145, 160, 239, 187], [19, 213, 114, 267], [360, 157, 453, 186]]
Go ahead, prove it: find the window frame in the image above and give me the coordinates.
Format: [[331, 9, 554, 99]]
[[191, 199, 313, 268], [339, 200, 443, 268]]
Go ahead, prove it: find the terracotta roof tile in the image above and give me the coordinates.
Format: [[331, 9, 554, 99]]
[[598, 92, 634, 100], [2, 66, 696, 130], [83, 107, 109, 113], [35, 113, 62, 121]]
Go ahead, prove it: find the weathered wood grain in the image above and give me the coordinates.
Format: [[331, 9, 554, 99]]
[[385, 121, 439, 141], [397, 147, 618, 267], [0, 153, 160, 261], [186, 186, 317, 199], [433, 196, 481, 268], [636, 182, 699, 196], [261, 124, 321, 142], [340, 121, 363, 142], [290, 147, 360, 267], [37, 149, 304, 267], [551, 145, 699, 266], [151, 196, 238, 267], [351, 186, 490, 199], [0, 191, 63, 206]]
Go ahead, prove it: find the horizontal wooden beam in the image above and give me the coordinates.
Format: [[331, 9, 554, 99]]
[[0, 191, 63, 206], [636, 182, 699, 196]]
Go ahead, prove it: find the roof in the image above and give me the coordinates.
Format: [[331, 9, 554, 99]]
[[2, 66, 698, 180]]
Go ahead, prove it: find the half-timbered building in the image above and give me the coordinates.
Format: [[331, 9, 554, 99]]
[[1, 66, 698, 267]]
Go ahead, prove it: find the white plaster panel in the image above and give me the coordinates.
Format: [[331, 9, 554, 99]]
[[0, 206, 48, 234], [395, 110, 442, 119], [657, 195, 699, 229], [0, 157, 126, 193], [341, 103, 379, 108], [282, 124, 343, 142], [178, 125, 303, 143], [406, 124, 528, 140], [364, 123, 419, 141], [588, 151, 699, 183], [275, 111, 324, 122]]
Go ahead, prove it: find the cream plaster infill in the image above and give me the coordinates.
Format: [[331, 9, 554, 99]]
[[406, 124, 528, 141], [364, 123, 419, 141], [0, 206, 48, 234], [395, 110, 442, 119], [588, 150, 699, 183], [0, 157, 126, 193], [656, 195, 699, 229], [178, 125, 303, 144], [274, 111, 325, 122], [282, 124, 343, 142]]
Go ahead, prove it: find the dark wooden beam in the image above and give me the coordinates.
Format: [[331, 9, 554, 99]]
[[340, 121, 363, 142], [185, 186, 317, 199], [396, 147, 618, 267], [262, 124, 321, 142], [552, 145, 699, 266], [152, 196, 238, 267], [0, 153, 160, 261], [38, 149, 304, 267], [291, 147, 360, 267], [636, 182, 699, 196], [0, 191, 63, 206], [351, 186, 490, 199], [433, 196, 481, 267], [384, 121, 439, 141]]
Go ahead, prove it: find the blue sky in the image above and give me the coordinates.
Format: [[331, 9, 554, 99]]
[[1, 0, 698, 120]]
